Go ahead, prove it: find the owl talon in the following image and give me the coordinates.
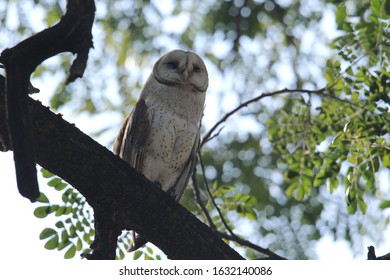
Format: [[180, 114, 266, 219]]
[[154, 181, 163, 189]]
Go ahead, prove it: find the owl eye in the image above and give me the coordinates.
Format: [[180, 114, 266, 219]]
[[166, 61, 178, 69], [193, 65, 201, 73]]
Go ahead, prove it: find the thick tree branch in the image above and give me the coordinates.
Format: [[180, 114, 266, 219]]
[[0, 0, 95, 202], [0, 76, 243, 259]]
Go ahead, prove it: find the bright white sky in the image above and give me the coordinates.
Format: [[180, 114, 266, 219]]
[[1, 0, 390, 264]]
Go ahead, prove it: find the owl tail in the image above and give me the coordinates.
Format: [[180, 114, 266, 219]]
[[127, 231, 148, 252]]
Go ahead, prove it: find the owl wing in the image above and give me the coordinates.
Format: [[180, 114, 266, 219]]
[[114, 98, 152, 253], [113, 98, 151, 172], [168, 130, 200, 201]]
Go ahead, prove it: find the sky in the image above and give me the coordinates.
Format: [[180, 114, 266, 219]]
[[1, 0, 390, 263]]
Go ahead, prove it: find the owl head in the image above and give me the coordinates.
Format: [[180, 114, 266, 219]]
[[153, 50, 208, 92]]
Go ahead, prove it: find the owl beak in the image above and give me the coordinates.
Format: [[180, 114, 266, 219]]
[[182, 69, 189, 82]]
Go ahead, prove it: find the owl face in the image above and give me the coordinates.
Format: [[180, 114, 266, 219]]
[[153, 50, 208, 92]]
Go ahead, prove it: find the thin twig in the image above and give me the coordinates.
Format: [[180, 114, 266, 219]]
[[201, 87, 361, 147], [198, 152, 236, 236], [202, 88, 321, 147], [191, 166, 216, 229], [217, 232, 286, 260]]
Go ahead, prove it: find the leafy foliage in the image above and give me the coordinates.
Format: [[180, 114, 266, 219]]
[[34, 169, 95, 259], [267, 0, 390, 211], [35, 169, 163, 259]]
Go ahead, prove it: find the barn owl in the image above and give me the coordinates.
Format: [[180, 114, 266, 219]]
[[113, 50, 208, 251]]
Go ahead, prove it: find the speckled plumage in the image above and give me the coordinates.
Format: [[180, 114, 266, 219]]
[[113, 50, 208, 251]]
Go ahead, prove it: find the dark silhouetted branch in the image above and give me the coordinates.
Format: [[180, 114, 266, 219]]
[[0, 0, 95, 202]]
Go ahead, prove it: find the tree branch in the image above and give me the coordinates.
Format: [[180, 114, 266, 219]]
[[198, 153, 236, 236], [0, 76, 243, 259], [191, 168, 216, 229], [0, 0, 95, 202]]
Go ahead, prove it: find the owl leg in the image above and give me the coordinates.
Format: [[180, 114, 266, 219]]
[[154, 180, 163, 189], [127, 181, 162, 252], [167, 186, 179, 200]]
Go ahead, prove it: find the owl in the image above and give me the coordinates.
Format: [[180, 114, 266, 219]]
[[113, 50, 208, 251]]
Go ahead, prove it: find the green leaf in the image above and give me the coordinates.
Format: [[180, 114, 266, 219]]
[[55, 182, 68, 191], [313, 177, 325, 187], [36, 192, 50, 203], [118, 248, 125, 260], [77, 238, 83, 251], [76, 221, 83, 231], [347, 199, 357, 214], [366, 176, 375, 190], [49, 205, 59, 213], [133, 251, 143, 260], [244, 207, 257, 220], [55, 206, 67, 216], [286, 182, 298, 197], [358, 198, 367, 214], [348, 156, 357, 165], [55, 221, 65, 228], [303, 167, 314, 177], [82, 218, 90, 226], [34, 206, 50, 218], [244, 195, 257, 206], [336, 5, 347, 25], [296, 185, 305, 201], [61, 229, 69, 242], [69, 225, 76, 238], [314, 168, 327, 187], [372, 156, 380, 171], [44, 235, 59, 250], [83, 232, 92, 244], [372, 0, 381, 9], [39, 228, 57, 240], [48, 177, 62, 187], [57, 240, 71, 251], [41, 168, 54, 178], [328, 177, 339, 193], [382, 154, 390, 167], [64, 207, 73, 215], [379, 200, 390, 209], [325, 72, 334, 85], [64, 245, 76, 259], [370, 15, 379, 24], [371, 0, 381, 17]]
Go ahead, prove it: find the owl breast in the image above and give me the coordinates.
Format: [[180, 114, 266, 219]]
[[139, 82, 205, 191]]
